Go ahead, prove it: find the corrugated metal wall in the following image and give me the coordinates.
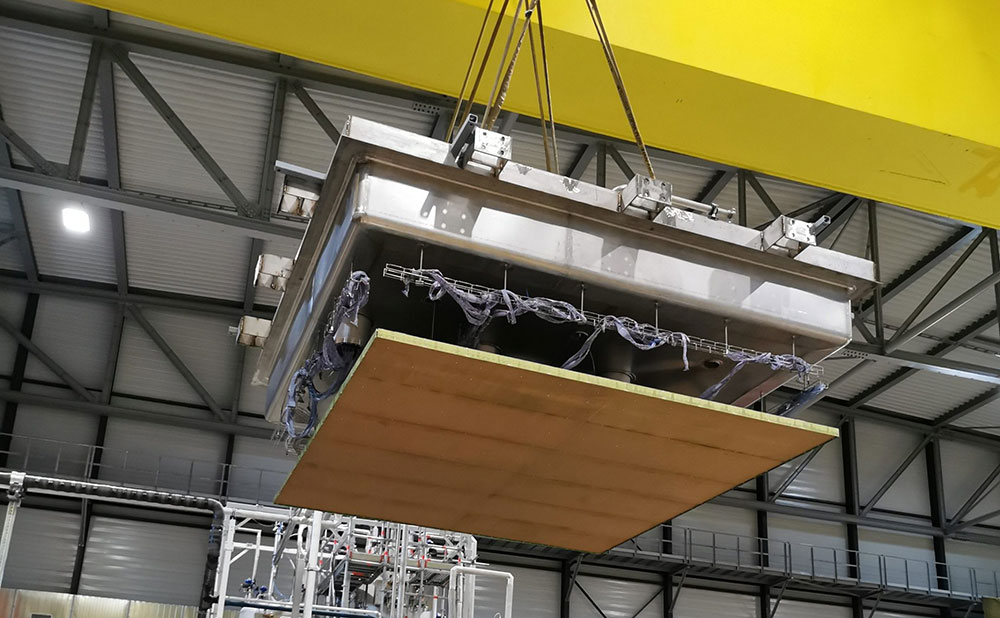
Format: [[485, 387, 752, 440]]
[[79, 517, 208, 605], [0, 508, 79, 592], [474, 565, 559, 618], [572, 575, 661, 618]]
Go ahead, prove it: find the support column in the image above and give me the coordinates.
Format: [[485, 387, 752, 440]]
[[926, 438, 950, 597], [841, 418, 863, 618]]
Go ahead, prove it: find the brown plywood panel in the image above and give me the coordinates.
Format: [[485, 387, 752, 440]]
[[278, 330, 838, 553]]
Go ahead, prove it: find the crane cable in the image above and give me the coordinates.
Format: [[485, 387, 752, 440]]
[[583, 0, 656, 179], [446, 0, 511, 142], [483, 0, 540, 130], [527, 18, 553, 171], [536, 2, 559, 172]]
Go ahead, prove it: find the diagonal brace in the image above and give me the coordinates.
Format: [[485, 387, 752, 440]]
[[0, 312, 97, 402], [127, 304, 228, 422]]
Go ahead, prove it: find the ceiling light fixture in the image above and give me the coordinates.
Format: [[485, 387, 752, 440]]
[[62, 207, 90, 233]]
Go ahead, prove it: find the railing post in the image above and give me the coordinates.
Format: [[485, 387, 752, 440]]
[[833, 548, 839, 581], [810, 546, 815, 578], [736, 534, 741, 569], [905, 559, 910, 591], [154, 455, 161, 489], [712, 532, 717, 564], [186, 459, 195, 493]]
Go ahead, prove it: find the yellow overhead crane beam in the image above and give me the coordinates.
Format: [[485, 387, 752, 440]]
[[75, 0, 1000, 228]]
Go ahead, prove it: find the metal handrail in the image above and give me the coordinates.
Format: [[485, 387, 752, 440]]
[[613, 524, 1000, 601], [3, 431, 999, 601]]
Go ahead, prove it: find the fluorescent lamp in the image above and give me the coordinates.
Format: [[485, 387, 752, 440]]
[[62, 207, 90, 233]]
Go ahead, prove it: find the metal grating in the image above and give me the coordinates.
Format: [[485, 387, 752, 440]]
[[0, 26, 106, 178], [21, 193, 118, 284], [114, 53, 272, 204]]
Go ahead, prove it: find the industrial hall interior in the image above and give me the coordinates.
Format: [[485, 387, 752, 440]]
[[1, 1, 1000, 618]]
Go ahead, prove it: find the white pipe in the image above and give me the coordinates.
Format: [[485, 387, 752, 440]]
[[304, 510, 324, 618], [226, 597, 380, 617], [448, 566, 513, 618], [212, 512, 236, 618]]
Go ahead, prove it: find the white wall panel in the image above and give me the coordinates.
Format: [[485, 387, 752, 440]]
[[774, 600, 852, 618], [80, 517, 207, 605], [855, 420, 930, 516], [473, 565, 558, 618], [768, 408, 843, 503], [939, 439, 1000, 525], [23, 295, 114, 389], [21, 194, 118, 284], [858, 528, 936, 589], [114, 308, 239, 407], [228, 436, 295, 504], [100, 418, 226, 494], [1, 507, 79, 592], [11, 404, 98, 477], [572, 575, 661, 618], [674, 503, 755, 563], [672, 587, 755, 618]]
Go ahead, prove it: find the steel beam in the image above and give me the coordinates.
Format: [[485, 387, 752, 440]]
[[737, 169, 747, 226], [0, 165, 302, 240], [290, 81, 340, 143], [992, 230, 1000, 342], [867, 201, 886, 343], [848, 311, 998, 409], [746, 171, 782, 218], [769, 443, 826, 502], [694, 169, 734, 204], [0, 390, 271, 439], [567, 143, 596, 180], [607, 144, 635, 179], [860, 435, 932, 516], [0, 311, 97, 403], [109, 45, 257, 217], [0, 294, 38, 468], [230, 237, 264, 422], [859, 225, 981, 318], [889, 269, 1000, 353], [0, 106, 38, 282], [932, 387, 1000, 428], [926, 439, 949, 590], [257, 79, 287, 220], [126, 305, 228, 422], [816, 197, 860, 245], [67, 41, 102, 181], [0, 273, 275, 319], [948, 462, 1000, 528], [0, 119, 59, 176], [842, 344, 1000, 385], [596, 143, 607, 187], [99, 304, 125, 403], [841, 417, 861, 580]]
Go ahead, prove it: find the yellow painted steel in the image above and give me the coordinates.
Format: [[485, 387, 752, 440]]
[[74, 0, 1000, 228]]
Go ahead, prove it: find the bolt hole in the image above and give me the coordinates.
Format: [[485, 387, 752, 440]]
[[703, 359, 723, 369]]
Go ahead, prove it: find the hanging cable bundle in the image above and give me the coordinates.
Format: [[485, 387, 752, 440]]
[[699, 349, 816, 402], [563, 315, 690, 371], [280, 271, 370, 450]]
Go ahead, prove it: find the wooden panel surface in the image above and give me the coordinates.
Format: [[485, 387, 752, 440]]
[[278, 330, 838, 553]]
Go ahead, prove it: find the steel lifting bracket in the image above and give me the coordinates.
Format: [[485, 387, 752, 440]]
[[6, 472, 24, 504]]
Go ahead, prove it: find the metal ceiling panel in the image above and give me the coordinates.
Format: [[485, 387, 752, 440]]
[[80, 517, 208, 605], [125, 209, 250, 302], [0, 26, 106, 178], [507, 128, 590, 179], [855, 419, 930, 516], [1, 507, 79, 592], [21, 192, 117, 283], [10, 403, 99, 477], [277, 85, 436, 174], [823, 358, 901, 401], [113, 307, 239, 406], [23, 294, 114, 388], [867, 370, 994, 422], [114, 53, 271, 204]]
